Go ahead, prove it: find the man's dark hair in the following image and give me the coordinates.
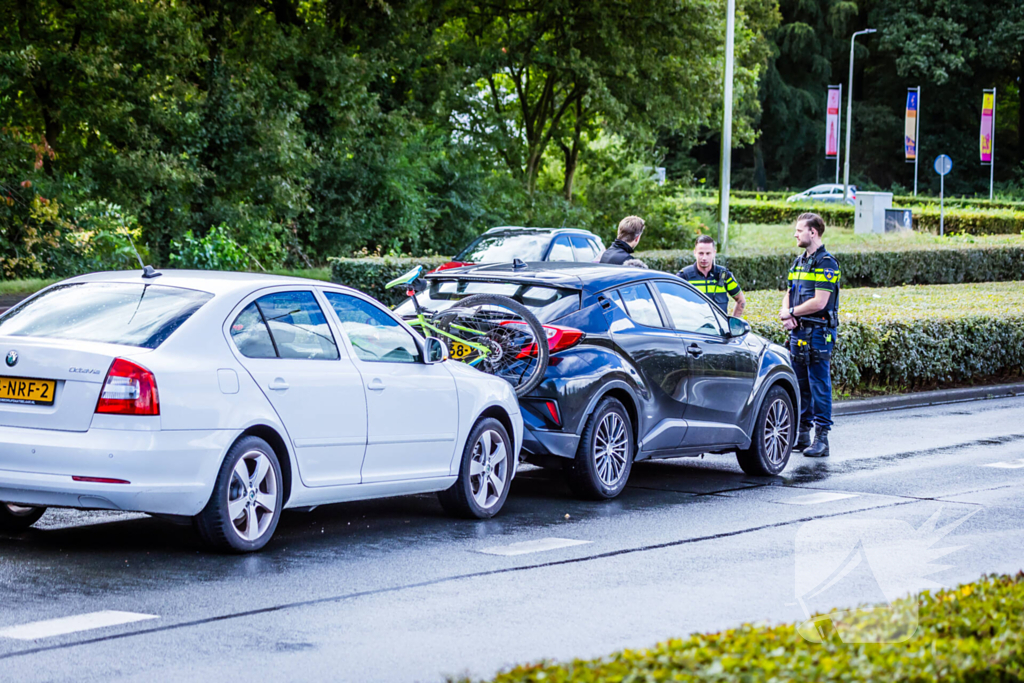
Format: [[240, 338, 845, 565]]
[[798, 212, 826, 237], [695, 235, 716, 247]]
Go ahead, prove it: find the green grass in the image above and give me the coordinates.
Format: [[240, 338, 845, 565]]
[[0, 278, 60, 295], [743, 281, 1024, 324], [726, 222, 1024, 255], [0, 268, 333, 297]]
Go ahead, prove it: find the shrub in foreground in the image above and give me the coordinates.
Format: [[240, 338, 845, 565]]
[[460, 572, 1024, 683]]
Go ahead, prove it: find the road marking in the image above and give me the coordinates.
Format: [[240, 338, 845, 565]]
[[983, 459, 1024, 469], [782, 491, 859, 506], [0, 611, 158, 641], [477, 537, 591, 556]]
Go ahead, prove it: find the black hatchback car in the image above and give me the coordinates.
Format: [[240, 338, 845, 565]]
[[394, 262, 800, 500]]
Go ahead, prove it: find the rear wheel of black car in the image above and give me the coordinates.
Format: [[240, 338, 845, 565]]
[[736, 386, 794, 476], [566, 397, 634, 500], [0, 503, 46, 532]]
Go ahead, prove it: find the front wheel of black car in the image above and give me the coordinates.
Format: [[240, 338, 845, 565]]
[[566, 397, 634, 500], [736, 386, 794, 476]]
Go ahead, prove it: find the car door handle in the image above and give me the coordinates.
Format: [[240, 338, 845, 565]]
[[367, 378, 386, 391], [269, 378, 289, 391], [686, 343, 704, 358]]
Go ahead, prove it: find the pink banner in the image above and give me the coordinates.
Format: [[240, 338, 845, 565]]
[[980, 93, 994, 163], [825, 87, 840, 158]]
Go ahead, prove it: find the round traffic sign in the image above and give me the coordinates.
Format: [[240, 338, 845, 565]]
[[934, 154, 953, 176]]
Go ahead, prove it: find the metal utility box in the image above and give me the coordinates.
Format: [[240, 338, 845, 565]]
[[854, 192, 893, 234], [885, 208, 913, 232]]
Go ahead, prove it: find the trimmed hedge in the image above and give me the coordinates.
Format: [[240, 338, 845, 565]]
[[715, 190, 1024, 211], [683, 197, 1024, 235], [745, 282, 1024, 391], [463, 572, 1024, 683], [330, 246, 1024, 306], [640, 244, 1024, 292]]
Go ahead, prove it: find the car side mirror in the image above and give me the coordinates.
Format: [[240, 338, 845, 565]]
[[423, 337, 448, 364], [728, 317, 750, 338]]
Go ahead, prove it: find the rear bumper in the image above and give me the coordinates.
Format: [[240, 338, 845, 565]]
[[522, 425, 579, 460], [0, 426, 235, 516]]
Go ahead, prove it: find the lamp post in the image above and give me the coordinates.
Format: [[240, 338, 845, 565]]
[[718, 0, 736, 254], [842, 28, 876, 204]]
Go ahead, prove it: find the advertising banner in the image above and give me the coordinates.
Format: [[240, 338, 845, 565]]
[[904, 90, 918, 160], [825, 86, 841, 158], [980, 92, 994, 163]]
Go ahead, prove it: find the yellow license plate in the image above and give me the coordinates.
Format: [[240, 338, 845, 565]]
[[448, 340, 478, 360], [0, 376, 56, 405]]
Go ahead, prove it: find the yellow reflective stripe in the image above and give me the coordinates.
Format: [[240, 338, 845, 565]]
[[788, 272, 841, 282]]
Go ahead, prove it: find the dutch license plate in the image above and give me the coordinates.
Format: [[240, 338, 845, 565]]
[[0, 376, 56, 405], [448, 340, 477, 360]]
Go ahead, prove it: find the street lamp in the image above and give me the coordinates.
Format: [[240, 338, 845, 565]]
[[842, 28, 876, 204]]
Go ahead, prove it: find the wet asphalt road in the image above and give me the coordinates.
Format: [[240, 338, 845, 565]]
[[1, 396, 1023, 682]]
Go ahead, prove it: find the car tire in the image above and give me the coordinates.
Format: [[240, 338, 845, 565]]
[[0, 503, 46, 532], [438, 417, 513, 519], [566, 397, 634, 500], [736, 386, 794, 476], [195, 436, 283, 553]]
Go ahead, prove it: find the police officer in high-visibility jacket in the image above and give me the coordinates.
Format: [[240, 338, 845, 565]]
[[678, 235, 746, 316], [779, 213, 840, 458]]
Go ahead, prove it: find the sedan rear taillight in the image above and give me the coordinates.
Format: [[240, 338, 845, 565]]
[[95, 358, 160, 416]]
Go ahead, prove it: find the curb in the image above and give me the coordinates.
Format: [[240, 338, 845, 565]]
[[834, 382, 1024, 416]]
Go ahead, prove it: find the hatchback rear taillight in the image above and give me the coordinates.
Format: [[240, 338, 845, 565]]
[[95, 358, 160, 415], [515, 324, 585, 359]]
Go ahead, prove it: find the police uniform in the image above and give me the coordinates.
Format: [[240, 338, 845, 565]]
[[678, 264, 742, 314], [787, 245, 840, 455]]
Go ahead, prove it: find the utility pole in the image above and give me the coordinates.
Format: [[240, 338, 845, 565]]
[[842, 29, 876, 204], [718, 0, 736, 254]]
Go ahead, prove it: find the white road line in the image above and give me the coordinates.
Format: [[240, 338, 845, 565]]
[[477, 537, 591, 556], [983, 459, 1024, 469], [781, 491, 859, 506], [0, 611, 158, 641]]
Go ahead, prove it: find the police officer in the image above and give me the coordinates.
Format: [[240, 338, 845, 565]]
[[678, 235, 746, 316], [779, 213, 840, 458], [599, 215, 645, 265]]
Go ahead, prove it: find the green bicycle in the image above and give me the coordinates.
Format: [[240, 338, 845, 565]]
[[385, 266, 550, 397]]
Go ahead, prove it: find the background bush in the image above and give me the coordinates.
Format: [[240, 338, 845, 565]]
[[334, 244, 1024, 304], [745, 282, 1024, 391]]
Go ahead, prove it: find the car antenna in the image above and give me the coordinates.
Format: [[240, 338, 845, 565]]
[[512, 258, 528, 270], [124, 230, 162, 279]]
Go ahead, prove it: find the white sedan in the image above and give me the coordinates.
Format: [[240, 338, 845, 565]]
[[0, 270, 522, 552]]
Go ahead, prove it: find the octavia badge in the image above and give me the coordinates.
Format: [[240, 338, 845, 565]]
[[5, 350, 17, 367]]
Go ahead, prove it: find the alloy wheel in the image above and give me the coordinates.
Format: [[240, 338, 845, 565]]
[[227, 450, 278, 542], [594, 412, 629, 487], [469, 429, 508, 510], [763, 398, 792, 466]]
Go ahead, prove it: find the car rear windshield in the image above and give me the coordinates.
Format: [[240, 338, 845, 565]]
[[394, 279, 580, 323], [0, 282, 213, 349], [454, 232, 549, 262]]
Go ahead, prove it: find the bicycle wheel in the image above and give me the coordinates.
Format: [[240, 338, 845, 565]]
[[434, 294, 549, 397]]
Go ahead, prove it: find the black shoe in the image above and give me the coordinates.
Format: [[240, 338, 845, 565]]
[[794, 430, 812, 451], [804, 431, 830, 458]]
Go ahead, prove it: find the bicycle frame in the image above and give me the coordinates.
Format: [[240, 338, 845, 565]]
[[408, 314, 490, 366]]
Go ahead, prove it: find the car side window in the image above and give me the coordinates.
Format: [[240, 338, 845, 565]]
[[548, 236, 574, 262], [654, 281, 723, 336], [254, 291, 340, 360], [230, 302, 277, 359], [617, 283, 664, 328], [324, 291, 420, 363], [570, 235, 597, 262]]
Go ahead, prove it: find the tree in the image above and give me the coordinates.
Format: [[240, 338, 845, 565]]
[[447, 0, 778, 200]]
